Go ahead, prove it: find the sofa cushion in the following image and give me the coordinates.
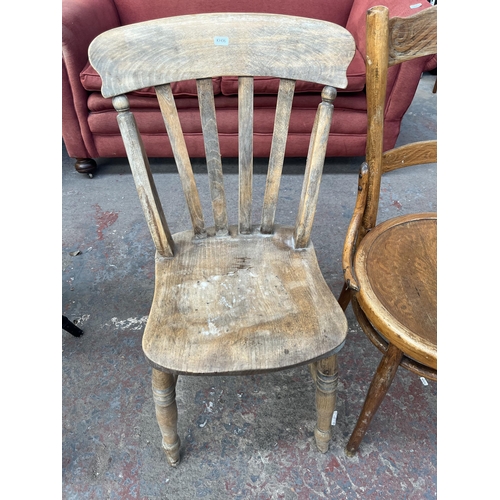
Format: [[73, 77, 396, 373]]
[[113, 0, 354, 28], [87, 93, 368, 136], [87, 91, 367, 114], [80, 61, 222, 97]]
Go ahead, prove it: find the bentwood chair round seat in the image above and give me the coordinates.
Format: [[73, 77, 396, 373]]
[[354, 212, 437, 371], [342, 205, 438, 456]]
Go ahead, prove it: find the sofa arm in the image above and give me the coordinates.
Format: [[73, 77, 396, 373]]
[[62, 0, 121, 159], [63, 0, 120, 74]]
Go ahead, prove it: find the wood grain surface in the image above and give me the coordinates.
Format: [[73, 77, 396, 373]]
[[238, 77, 254, 234], [261, 78, 296, 234], [382, 140, 437, 173], [113, 95, 175, 257], [388, 7, 437, 66], [354, 213, 437, 368], [89, 13, 355, 98], [156, 84, 206, 238], [143, 226, 347, 375], [197, 78, 228, 236]]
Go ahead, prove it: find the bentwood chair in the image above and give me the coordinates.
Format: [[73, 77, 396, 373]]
[[338, 5, 437, 455], [89, 13, 355, 466]]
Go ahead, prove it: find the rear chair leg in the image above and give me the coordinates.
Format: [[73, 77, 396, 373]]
[[152, 368, 181, 466], [337, 283, 351, 311], [345, 343, 403, 456], [313, 354, 338, 453]]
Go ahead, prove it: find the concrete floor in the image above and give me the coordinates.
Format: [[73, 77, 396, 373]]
[[62, 73, 437, 499]]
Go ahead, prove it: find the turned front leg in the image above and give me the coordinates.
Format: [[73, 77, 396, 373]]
[[314, 354, 338, 453], [151, 368, 181, 466]]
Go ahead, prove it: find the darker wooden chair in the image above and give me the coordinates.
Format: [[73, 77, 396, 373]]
[[89, 13, 356, 466], [338, 5, 437, 455]]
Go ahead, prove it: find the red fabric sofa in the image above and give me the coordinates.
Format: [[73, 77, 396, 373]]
[[62, 0, 436, 175]]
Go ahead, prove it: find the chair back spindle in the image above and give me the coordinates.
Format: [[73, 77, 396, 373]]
[[113, 95, 175, 257], [238, 76, 254, 235], [261, 78, 296, 234], [294, 86, 337, 249], [196, 78, 229, 236], [156, 84, 206, 238]]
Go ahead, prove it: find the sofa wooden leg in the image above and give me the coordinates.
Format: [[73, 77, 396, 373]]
[[74, 158, 97, 176]]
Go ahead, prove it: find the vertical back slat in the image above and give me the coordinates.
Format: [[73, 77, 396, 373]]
[[238, 76, 254, 234], [196, 78, 228, 236], [156, 84, 206, 238], [112, 95, 175, 258], [260, 78, 296, 234], [294, 87, 337, 249]]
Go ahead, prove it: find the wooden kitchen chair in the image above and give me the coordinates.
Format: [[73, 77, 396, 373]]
[[89, 13, 355, 466], [338, 5, 437, 455]]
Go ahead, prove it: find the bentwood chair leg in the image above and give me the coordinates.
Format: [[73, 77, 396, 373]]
[[337, 283, 351, 312], [345, 343, 403, 456], [152, 368, 181, 466], [314, 354, 339, 453]]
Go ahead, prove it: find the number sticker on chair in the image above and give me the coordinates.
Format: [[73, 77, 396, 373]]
[[214, 37, 229, 46]]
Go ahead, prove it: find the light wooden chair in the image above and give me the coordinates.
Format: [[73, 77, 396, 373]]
[[89, 13, 355, 466], [338, 5, 437, 455]]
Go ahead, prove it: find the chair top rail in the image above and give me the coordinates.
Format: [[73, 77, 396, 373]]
[[89, 13, 355, 98], [387, 6, 437, 66]]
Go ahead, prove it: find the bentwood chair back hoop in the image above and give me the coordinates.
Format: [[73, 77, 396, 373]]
[[89, 13, 355, 466], [338, 5, 437, 455]]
